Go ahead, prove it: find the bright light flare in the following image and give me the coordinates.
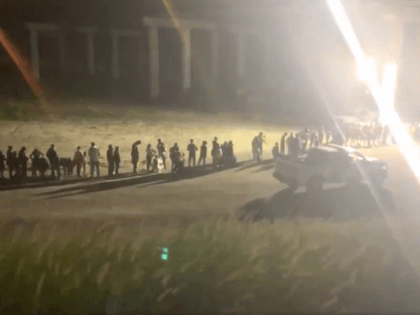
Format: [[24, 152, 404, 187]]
[[357, 57, 377, 83], [326, 0, 420, 179]]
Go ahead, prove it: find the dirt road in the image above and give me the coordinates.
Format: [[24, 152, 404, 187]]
[[1, 145, 420, 222]]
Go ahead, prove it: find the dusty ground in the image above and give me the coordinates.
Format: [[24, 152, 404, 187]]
[[0, 109, 290, 174], [1, 108, 420, 228]]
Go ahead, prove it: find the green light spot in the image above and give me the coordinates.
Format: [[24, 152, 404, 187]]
[[161, 247, 169, 260]]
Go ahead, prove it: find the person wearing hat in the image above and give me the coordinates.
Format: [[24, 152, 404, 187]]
[[73, 146, 85, 177], [6, 146, 14, 179], [198, 141, 207, 166], [18, 146, 28, 178], [187, 139, 198, 167]]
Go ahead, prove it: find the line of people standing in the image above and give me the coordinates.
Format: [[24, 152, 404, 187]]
[[131, 138, 236, 174], [0, 145, 60, 179], [1, 136, 237, 181], [272, 128, 328, 160]]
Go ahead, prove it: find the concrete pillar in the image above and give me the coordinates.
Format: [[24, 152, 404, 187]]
[[30, 29, 40, 79], [86, 32, 95, 75], [111, 31, 119, 79], [237, 32, 245, 78], [181, 28, 191, 92], [148, 26, 159, 98], [210, 29, 219, 89]]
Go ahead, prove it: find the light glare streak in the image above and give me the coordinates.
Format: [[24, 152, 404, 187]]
[[326, 0, 420, 179]]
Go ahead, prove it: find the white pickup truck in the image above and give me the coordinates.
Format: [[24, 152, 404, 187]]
[[273, 144, 388, 191]]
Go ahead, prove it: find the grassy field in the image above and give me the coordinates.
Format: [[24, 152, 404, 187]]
[[2, 101, 419, 314], [1, 215, 420, 314]]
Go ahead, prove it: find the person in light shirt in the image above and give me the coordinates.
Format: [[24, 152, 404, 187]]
[[146, 144, 154, 172], [88, 142, 101, 177]]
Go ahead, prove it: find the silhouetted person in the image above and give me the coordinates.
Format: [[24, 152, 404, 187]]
[[280, 133, 288, 155], [131, 140, 141, 174], [173, 151, 185, 173], [221, 141, 228, 164], [114, 147, 120, 175], [30, 149, 44, 178], [18, 146, 28, 178], [211, 137, 222, 167], [187, 139, 198, 167], [272, 142, 280, 158], [13, 151, 20, 178], [83, 152, 87, 176], [0, 151, 5, 178], [211, 137, 219, 157], [258, 132, 266, 158], [226, 141, 236, 164], [157, 139, 167, 169], [46, 144, 60, 179], [170, 143, 179, 171], [300, 129, 310, 153], [146, 144, 154, 172], [252, 136, 260, 162], [73, 146, 85, 177], [287, 133, 296, 158], [107, 145, 114, 176], [198, 141, 207, 166], [6, 146, 13, 179], [88, 142, 100, 177], [310, 131, 319, 148]]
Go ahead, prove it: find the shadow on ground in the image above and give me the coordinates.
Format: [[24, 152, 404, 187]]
[[0, 172, 148, 191], [235, 158, 274, 172], [34, 161, 250, 200], [238, 184, 396, 222]]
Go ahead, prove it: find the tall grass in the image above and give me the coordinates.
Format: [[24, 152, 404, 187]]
[[0, 216, 419, 314]]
